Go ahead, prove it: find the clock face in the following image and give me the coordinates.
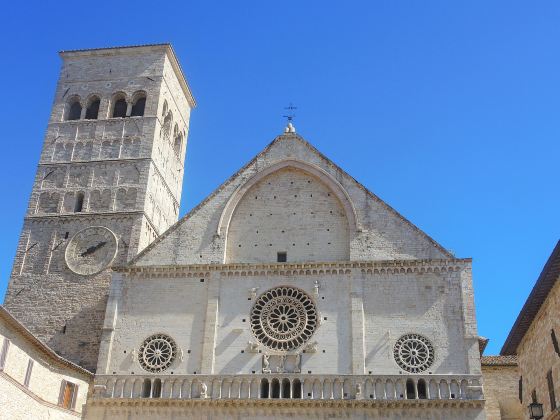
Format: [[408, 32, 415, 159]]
[[65, 226, 118, 276]]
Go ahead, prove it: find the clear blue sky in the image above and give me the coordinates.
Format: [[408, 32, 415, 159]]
[[0, 1, 558, 355]]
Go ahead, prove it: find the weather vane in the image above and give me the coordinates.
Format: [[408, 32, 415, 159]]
[[283, 103, 297, 133], [283, 103, 297, 123]]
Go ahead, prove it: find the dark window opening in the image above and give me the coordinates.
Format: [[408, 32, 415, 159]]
[[141, 379, 151, 398], [152, 379, 162, 398], [85, 98, 100, 119], [532, 389, 537, 404], [552, 329, 560, 356], [62, 325, 66, 334], [548, 370, 557, 410], [112, 98, 127, 118], [293, 379, 302, 399], [271, 379, 280, 398], [406, 379, 415, 399], [417, 379, 427, 399], [64, 232, 69, 239], [519, 376, 523, 403], [282, 378, 290, 398], [67, 101, 82, 120], [131, 97, 146, 117], [260, 379, 269, 398], [74, 193, 84, 212], [277, 252, 287, 262]]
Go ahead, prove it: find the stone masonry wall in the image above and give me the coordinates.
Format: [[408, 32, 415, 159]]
[[517, 279, 560, 417], [3, 45, 194, 371], [226, 167, 350, 263], [97, 261, 477, 378], [482, 363, 522, 420], [133, 133, 452, 267]]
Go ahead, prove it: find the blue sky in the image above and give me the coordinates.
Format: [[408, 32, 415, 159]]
[[0, 1, 559, 355]]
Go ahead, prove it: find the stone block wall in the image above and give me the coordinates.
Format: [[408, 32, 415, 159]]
[[482, 360, 523, 420], [517, 280, 560, 416], [97, 260, 479, 378], [3, 45, 195, 371]]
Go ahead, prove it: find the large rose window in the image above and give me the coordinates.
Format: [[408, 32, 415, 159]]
[[250, 286, 318, 351]]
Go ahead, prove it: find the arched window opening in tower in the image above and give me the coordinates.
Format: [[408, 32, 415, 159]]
[[112, 96, 127, 118], [131, 94, 146, 117], [66, 99, 82, 121], [173, 125, 183, 155], [85, 97, 100, 119], [74, 192, 84, 213]]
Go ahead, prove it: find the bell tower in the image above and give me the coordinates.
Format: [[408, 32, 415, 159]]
[[3, 44, 195, 371]]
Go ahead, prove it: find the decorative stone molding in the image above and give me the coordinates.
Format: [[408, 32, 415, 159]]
[[114, 258, 471, 279]]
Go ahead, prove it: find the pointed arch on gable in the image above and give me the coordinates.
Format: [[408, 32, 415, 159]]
[[217, 159, 359, 239]]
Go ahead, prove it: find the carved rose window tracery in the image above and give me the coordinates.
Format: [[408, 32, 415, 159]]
[[393, 333, 435, 373], [250, 286, 318, 351], [138, 334, 177, 373]]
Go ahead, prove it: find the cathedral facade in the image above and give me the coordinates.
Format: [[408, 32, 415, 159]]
[[2, 44, 490, 419]]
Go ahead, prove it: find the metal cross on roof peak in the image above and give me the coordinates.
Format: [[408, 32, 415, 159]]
[[283, 103, 297, 123]]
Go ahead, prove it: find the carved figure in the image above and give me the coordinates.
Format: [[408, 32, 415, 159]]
[[355, 383, 362, 400], [262, 354, 271, 373], [200, 382, 208, 399], [249, 287, 259, 300], [294, 353, 301, 373], [314, 279, 320, 295], [277, 355, 286, 373], [248, 341, 259, 353]]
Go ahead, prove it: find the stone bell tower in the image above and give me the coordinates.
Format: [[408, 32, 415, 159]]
[[3, 44, 195, 371]]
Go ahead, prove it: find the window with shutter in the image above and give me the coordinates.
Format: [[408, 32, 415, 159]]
[[0, 338, 10, 370], [547, 370, 557, 411], [23, 359, 33, 388], [58, 380, 78, 410]]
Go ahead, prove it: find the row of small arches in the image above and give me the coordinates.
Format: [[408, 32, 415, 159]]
[[36, 188, 137, 214], [64, 91, 146, 121], [160, 100, 185, 156], [51, 139, 140, 162], [102, 376, 480, 401]]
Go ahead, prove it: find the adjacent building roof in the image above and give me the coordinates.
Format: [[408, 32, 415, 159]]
[[501, 240, 560, 355], [481, 355, 518, 366], [0, 305, 93, 378]]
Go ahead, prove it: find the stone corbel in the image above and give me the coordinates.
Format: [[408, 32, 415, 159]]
[[304, 341, 318, 353]]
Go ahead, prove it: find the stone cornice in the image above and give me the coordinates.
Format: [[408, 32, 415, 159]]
[[114, 258, 471, 279], [88, 397, 484, 410]]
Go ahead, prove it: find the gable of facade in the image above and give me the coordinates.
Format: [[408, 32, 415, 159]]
[[131, 131, 452, 267]]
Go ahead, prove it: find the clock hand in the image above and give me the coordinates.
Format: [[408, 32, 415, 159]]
[[80, 241, 107, 257]]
